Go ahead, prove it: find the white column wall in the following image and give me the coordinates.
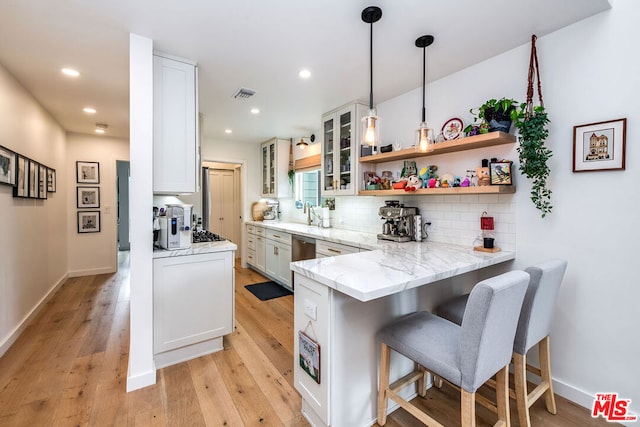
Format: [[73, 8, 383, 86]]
[[126, 33, 156, 391]]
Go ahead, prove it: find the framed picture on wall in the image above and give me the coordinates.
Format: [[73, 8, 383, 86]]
[[38, 164, 47, 199], [573, 118, 626, 172], [28, 160, 38, 198], [47, 168, 56, 192], [76, 161, 100, 184], [14, 155, 29, 198], [78, 210, 101, 233], [77, 186, 100, 208], [489, 161, 513, 185], [0, 145, 16, 186]]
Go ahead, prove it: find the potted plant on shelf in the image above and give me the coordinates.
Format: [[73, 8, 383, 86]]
[[514, 104, 552, 217], [464, 97, 520, 135]]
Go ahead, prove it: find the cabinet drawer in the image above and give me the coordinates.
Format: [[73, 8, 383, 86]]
[[255, 226, 266, 237], [266, 229, 292, 245], [247, 235, 256, 250], [247, 248, 256, 265], [246, 224, 256, 234], [316, 240, 359, 257]]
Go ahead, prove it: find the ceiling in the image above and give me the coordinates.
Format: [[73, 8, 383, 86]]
[[0, 0, 611, 143]]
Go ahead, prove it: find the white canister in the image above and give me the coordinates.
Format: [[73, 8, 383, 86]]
[[414, 215, 422, 241]]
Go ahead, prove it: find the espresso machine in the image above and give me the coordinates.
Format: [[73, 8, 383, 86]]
[[377, 201, 418, 242], [158, 204, 193, 249]]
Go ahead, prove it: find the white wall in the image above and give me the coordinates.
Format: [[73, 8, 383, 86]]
[[376, 2, 638, 415], [127, 33, 156, 391], [66, 133, 129, 276], [0, 62, 68, 356]]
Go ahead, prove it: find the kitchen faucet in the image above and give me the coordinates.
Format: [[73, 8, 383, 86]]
[[304, 202, 320, 226]]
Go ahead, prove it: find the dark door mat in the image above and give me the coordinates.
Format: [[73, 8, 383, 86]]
[[245, 281, 293, 301]]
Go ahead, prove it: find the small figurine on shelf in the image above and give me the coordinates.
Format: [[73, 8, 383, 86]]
[[428, 178, 438, 188], [453, 176, 462, 187], [418, 165, 438, 188], [466, 170, 478, 186], [460, 177, 471, 187], [404, 174, 423, 192], [477, 159, 491, 186]]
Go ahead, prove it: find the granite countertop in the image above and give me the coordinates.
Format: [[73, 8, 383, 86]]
[[247, 220, 515, 302], [153, 240, 237, 259]]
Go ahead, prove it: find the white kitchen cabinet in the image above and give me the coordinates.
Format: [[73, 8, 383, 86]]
[[153, 250, 234, 368], [246, 223, 266, 273], [261, 137, 292, 198], [265, 229, 292, 289], [321, 103, 367, 196], [153, 53, 200, 194]]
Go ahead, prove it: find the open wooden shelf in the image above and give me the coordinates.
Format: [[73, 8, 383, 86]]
[[358, 185, 516, 196], [359, 131, 516, 164]]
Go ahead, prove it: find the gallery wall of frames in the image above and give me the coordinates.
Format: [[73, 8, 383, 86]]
[[0, 146, 101, 234], [0, 145, 56, 199]]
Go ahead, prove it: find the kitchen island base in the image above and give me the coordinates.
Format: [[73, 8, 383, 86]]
[[294, 273, 468, 427]]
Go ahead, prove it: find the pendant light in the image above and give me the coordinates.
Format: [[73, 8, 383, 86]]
[[361, 6, 382, 151], [415, 34, 435, 152]]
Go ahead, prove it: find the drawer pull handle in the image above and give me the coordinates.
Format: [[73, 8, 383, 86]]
[[327, 248, 341, 254], [273, 234, 280, 238]]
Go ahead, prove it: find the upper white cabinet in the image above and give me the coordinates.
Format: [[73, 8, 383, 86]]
[[261, 137, 292, 198], [153, 53, 200, 194], [321, 103, 367, 196]]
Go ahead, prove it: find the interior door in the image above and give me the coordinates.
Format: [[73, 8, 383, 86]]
[[209, 169, 235, 241]]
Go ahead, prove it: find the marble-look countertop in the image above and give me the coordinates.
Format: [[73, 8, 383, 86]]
[[246, 220, 382, 250], [290, 241, 514, 301], [247, 220, 515, 302], [153, 240, 237, 259]]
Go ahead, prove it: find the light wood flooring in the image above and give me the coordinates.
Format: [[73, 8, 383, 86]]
[[0, 252, 616, 426]]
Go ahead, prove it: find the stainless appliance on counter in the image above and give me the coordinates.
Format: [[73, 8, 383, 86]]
[[263, 199, 279, 221], [158, 204, 193, 249], [377, 200, 419, 242]]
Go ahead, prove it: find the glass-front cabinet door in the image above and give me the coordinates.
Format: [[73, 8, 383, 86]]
[[262, 144, 269, 195], [269, 142, 275, 195], [321, 103, 366, 196]]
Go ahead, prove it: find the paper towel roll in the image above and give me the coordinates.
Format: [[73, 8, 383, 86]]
[[322, 207, 330, 228]]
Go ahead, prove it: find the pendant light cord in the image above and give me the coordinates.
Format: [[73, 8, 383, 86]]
[[421, 46, 426, 123], [369, 22, 374, 110]]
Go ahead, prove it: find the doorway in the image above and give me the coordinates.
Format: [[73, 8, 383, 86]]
[[116, 160, 130, 251], [202, 162, 241, 256]]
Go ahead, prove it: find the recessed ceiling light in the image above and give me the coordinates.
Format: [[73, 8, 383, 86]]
[[61, 68, 80, 77], [83, 107, 97, 114], [298, 69, 311, 79], [250, 108, 260, 114], [224, 129, 232, 134], [95, 123, 108, 134]]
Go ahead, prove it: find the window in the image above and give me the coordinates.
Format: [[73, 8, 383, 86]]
[[295, 169, 320, 208]]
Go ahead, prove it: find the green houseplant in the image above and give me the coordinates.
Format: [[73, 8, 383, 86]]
[[514, 104, 552, 217], [464, 97, 520, 135]]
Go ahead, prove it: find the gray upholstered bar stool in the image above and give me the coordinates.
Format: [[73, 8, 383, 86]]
[[377, 270, 529, 427], [435, 259, 567, 427]]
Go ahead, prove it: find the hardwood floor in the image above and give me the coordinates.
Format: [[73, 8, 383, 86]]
[[0, 253, 616, 426]]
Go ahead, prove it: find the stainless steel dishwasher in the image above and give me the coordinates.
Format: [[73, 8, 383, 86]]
[[291, 235, 316, 290], [292, 235, 316, 262]]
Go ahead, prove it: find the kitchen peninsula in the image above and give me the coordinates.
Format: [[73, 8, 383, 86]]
[[289, 235, 514, 427]]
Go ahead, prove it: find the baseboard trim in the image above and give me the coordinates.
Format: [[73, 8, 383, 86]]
[[126, 366, 157, 392], [68, 266, 116, 278], [0, 271, 69, 358]]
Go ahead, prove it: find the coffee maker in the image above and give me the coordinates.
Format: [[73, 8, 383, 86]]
[[158, 204, 193, 249], [377, 201, 418, 242]]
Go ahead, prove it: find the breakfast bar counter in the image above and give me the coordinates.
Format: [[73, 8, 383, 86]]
[[290, 241, 515, 427]]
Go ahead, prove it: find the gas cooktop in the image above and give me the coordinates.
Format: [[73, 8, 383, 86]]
[[192, 230, 227, 243]]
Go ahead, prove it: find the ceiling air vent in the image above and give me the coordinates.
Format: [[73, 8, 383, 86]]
[[233, 87, 256, 99]]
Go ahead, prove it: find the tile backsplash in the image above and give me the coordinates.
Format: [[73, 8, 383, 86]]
[[279, 193, 516, 251]]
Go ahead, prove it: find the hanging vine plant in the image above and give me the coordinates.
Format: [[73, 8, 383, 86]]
[[516, 35, 553, 218], [515, 105, 552, 217]]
